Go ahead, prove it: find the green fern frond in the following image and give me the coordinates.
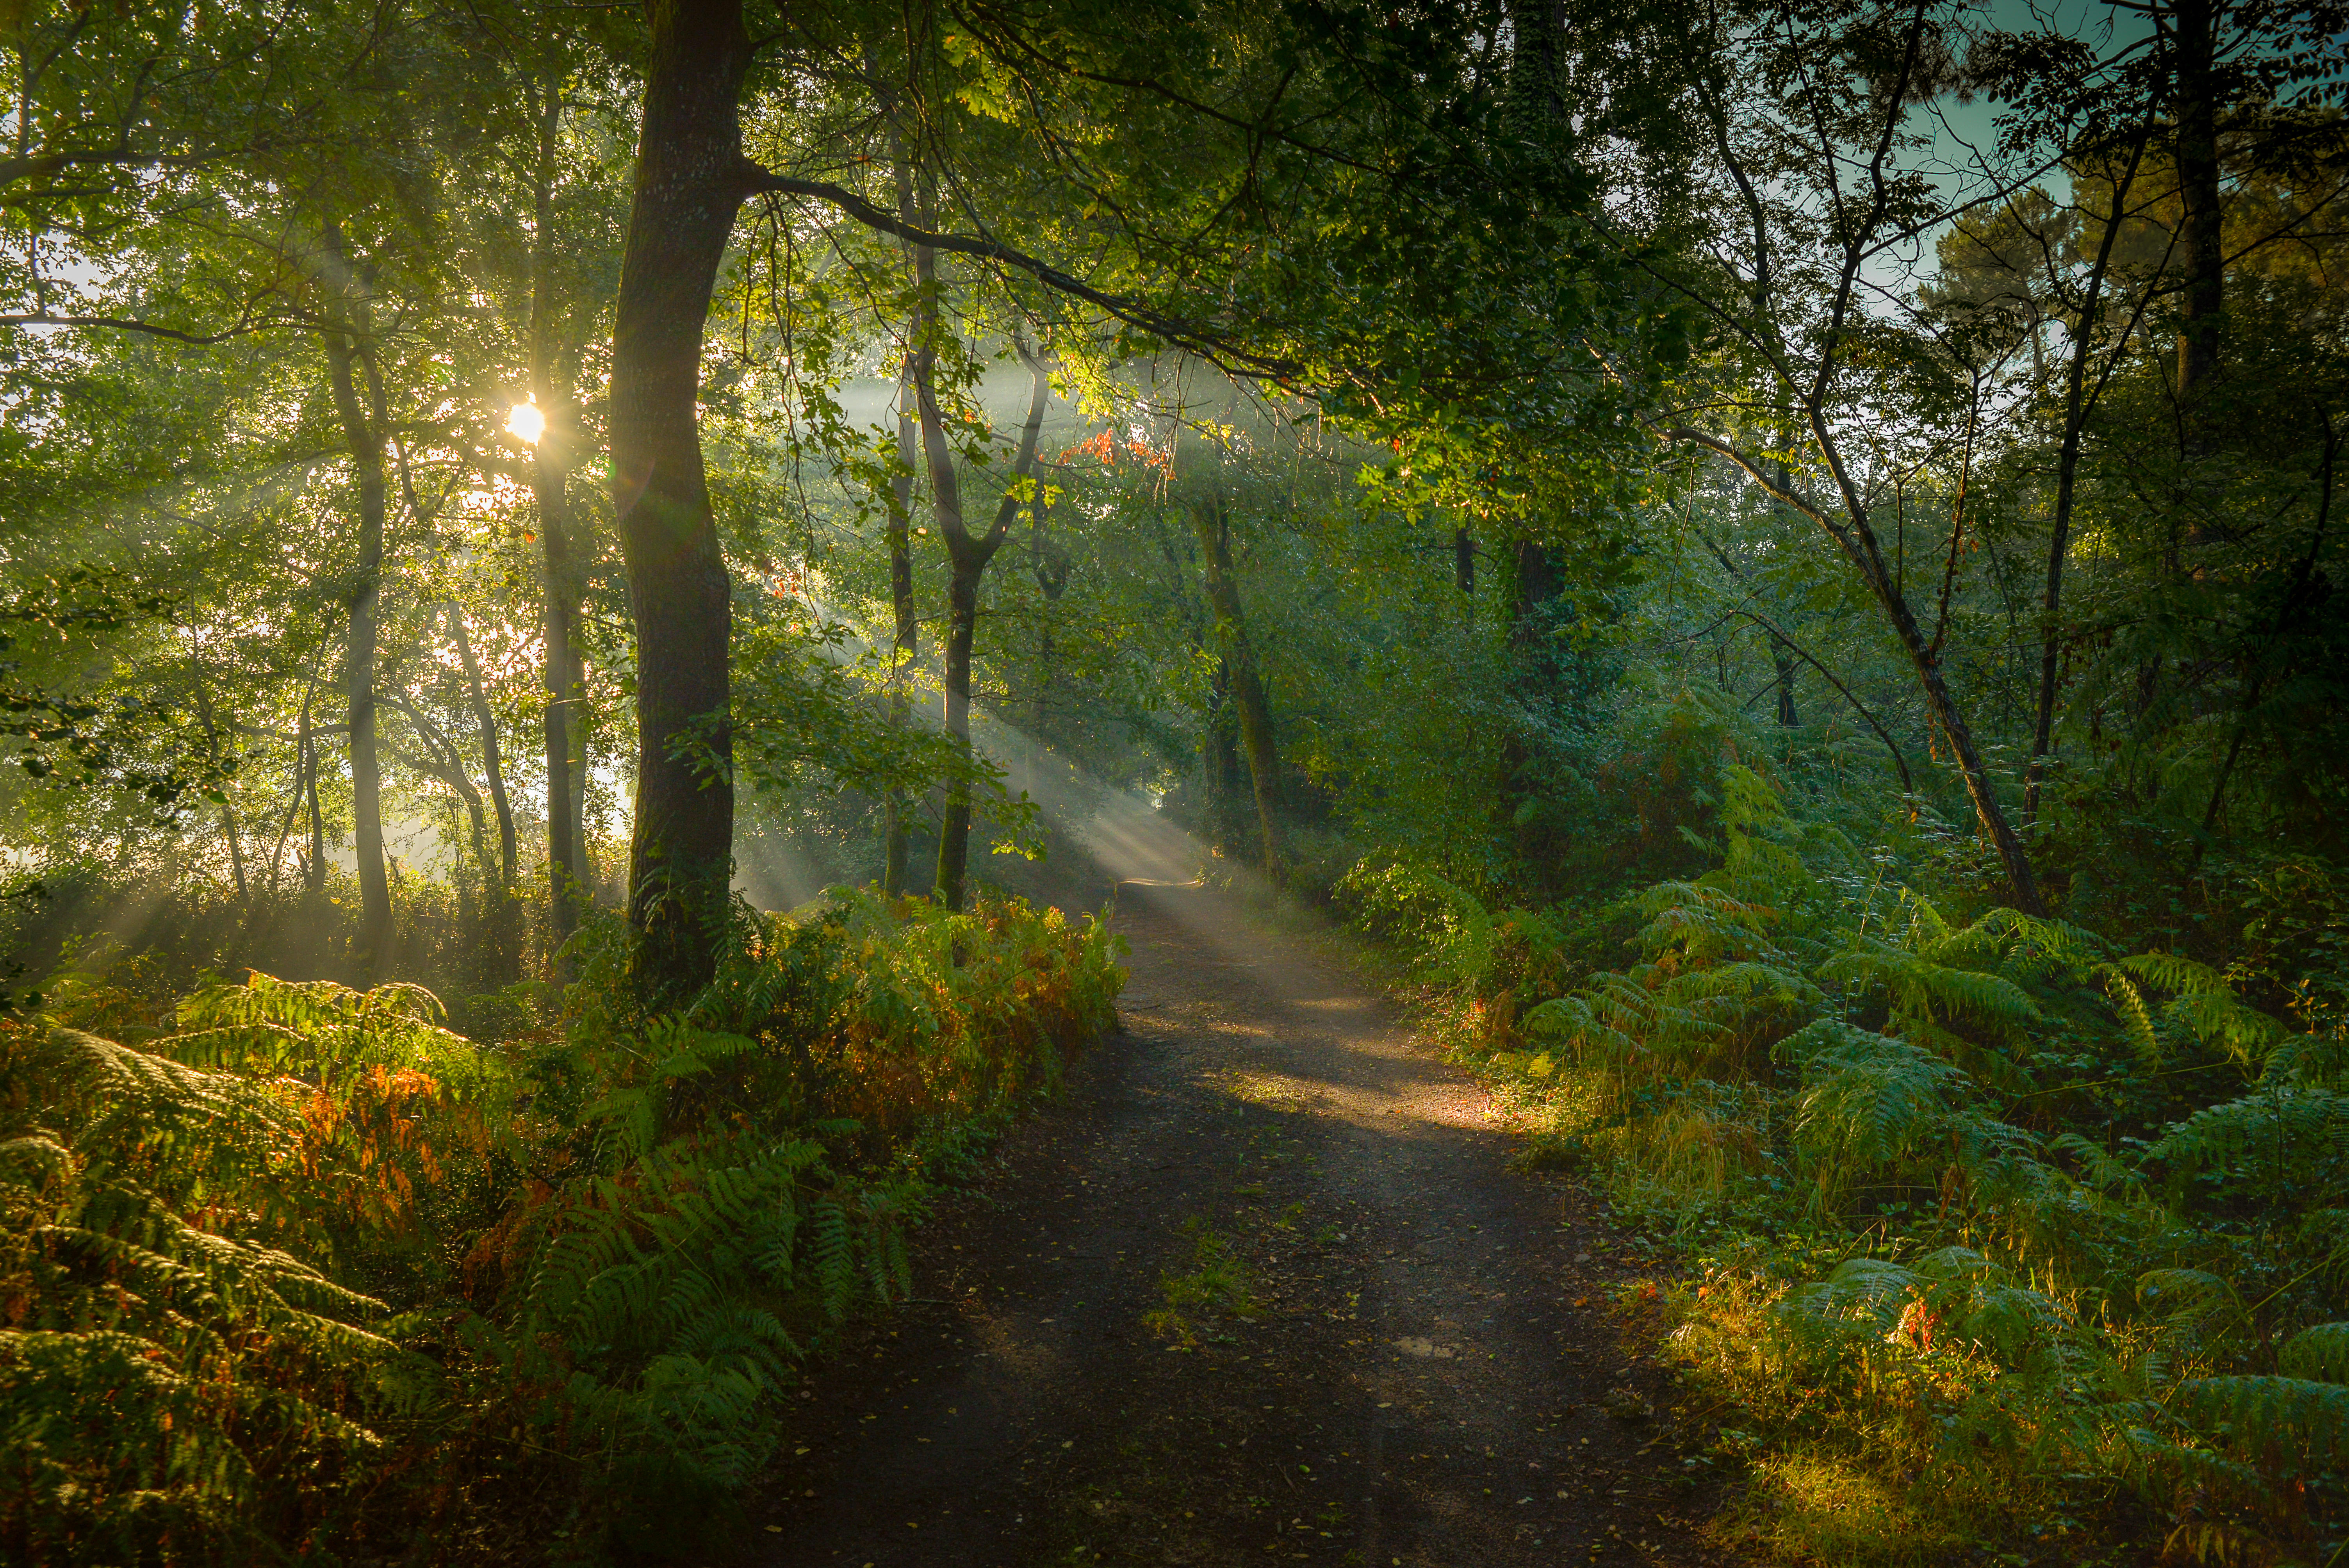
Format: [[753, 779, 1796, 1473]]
[[2279, 1322, 2349, 1384], [2170, 1375, 2349, 1470], [2050, 1131, 2142, 1194], [2135, 1269, 2239, 1320], [2146, 1086, 2345, 1187], [2097, 968, 2162, 1070], [2165, 990, 2287, 1067], [2119, 951, 2232, 997]]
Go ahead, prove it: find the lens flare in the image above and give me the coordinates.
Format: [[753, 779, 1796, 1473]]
[[505, 401, 545, 444]]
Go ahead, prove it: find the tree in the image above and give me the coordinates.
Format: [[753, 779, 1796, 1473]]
[[1191, 490, 1284, 879], [1629, 1, 2056, 912]]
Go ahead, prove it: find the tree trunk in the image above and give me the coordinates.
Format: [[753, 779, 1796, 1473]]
[[1814, 450, 2044, 911], [882, 372, 919, 896], [189, 676, 249, 901], [610, 0, 752, 1005], [1454, 525, 1476, 593], [1203, 657, 1248, 855], [320, 299, 392, 975], [299, 694, 326, 896], [1769, 638, 1800, 725], [1032, 471, 1069, 736], [935, 561, 982, 910], [1193, 493, 1281, 880], [449, 605, 519, 982], [385, 697, 495, 925], [2172, 0, 2224, 407], [2026, 142, 2143, 821], [911, 319, 1050, 911], [449, 606, 516, 884], [1871, 549, 2046, 914], [527, 79, 592, 970], [1504, 536, 1565, 862]]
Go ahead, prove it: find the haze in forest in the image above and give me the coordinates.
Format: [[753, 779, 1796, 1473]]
[[1, 1, 2344, 1564]]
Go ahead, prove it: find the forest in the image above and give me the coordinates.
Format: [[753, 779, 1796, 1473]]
[[0, 0, 2344, 1563]]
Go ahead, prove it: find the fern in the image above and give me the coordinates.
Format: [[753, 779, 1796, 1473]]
[[2144, 1085, 2346, 1197], [2280, 1322, 2349, 1384], [2170, 1375, 2349, 1472], [0, 1022, 408, 1561], [0, 887, 1128, 1560]]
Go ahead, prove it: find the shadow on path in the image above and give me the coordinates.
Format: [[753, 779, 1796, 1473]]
[[733, 876, 1735, 1568]]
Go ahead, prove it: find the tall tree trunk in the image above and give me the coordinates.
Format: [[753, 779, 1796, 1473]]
[[1889, 590, 2042, 909], [909, 305, 1050, 911], [1854, 529, 2043, 912], [1454, 525, 1475, 593], [881, 372, 919, 897], [319, 270, 392, 974], [527, 80, 592, 970], [1203, 657, 1248, 855], [935, 561, 982, 910], [2026, 141, 2143, 821], [2173, 0, 2224, 407], [1193, 492, 1281, 880], [610, 0, 751, 1004], [1503, 536, 1565, 862]]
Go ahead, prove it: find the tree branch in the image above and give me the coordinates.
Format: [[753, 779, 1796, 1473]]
[[736, 162, 1296, 378]]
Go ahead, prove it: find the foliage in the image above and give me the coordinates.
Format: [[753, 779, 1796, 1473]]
[[1388, 748, 2349, 1564], [0, 889, 1121, 1563]]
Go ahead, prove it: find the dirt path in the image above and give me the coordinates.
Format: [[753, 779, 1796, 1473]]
[[737, 880, 1730, 1568]]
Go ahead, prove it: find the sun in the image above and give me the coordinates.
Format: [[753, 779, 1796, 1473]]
[[505, 400, 546, 444]]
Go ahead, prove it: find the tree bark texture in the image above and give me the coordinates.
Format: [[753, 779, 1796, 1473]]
[[610, 0, 752, 1003], [320, 313, 392, 973], [1194, 493, 1281, 879]]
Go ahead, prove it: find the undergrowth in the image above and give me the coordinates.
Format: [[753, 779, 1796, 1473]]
[[0, 888, 1122, 1564], [1343, 755, 2349, 1567], [1144, 1219, 1260, 1347]]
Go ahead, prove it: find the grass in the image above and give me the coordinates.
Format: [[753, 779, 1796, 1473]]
[[1144, 1220, 1260, 1347]]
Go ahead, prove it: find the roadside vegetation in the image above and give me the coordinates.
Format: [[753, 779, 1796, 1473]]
[[4, 893, 1117, 1562], [1347, 705, 2346, 1566]]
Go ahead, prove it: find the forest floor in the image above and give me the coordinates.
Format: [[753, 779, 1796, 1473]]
[[729, 869, 1738, 1568]]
